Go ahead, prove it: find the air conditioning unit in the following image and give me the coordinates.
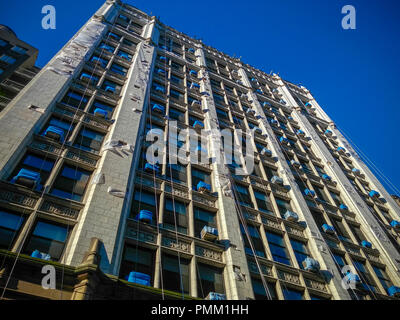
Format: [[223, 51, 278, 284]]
[[291, 160, 301, 168], [284, 210, 299, 222], [156, 68, 167, 75], [339, 204, 348, 211], [280, 137, 290, 146], [144, 163, 160, 174], [206, 292, 226, 300], [270, 119, 279, 127], [361, 240, 372, 249], [126, 271, 151, 286], [43, 125, 65, 142], [11, 169, 41, 190], [197, 181, 211, 193], [190, 82, 200, 91], [346, 272, 361, 285], [94, 108, 109, 120], [296, 130, 305, 137], [322, 174, 332, 181], [135, 210, 153, 224], [193, 120, 204, 129], [322, 224, 336, 235], [191, 100, 202, 108], [260, 148, 272, 157], [201, 226, 218, 241], [271, 176, 283, 185], [337, 147, 346, 155], [302, 257, 320, 273], [304, 189, 316, 198], [369, 190, 380, 199], [189, 70, 198, 77], [152, 104, 165, 114], [390, 220, 400, 229], [388, 286, 400, 298], [246, 108, 256, 116], [31, 250, 51, 261]]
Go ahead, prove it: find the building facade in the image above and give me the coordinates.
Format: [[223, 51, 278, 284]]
[[0, 25, 41, 112], [0, 0, 399, 300]]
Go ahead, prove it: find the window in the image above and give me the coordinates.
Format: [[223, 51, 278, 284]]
[[372, 265, 392, 293], [107, 32, 121, 42], [236, 184, 253, 208], [170, 75, 182, 85], [90, 55, 108, 68], [110, 63, 128, 76], [90, 100, 115, 118], [51, 165, 91, 202], [290, 239, 311, 269], [163, 199, 187, 234], [282, 288, 303, 300], [79, 72, 99, 85], [329, 191, 343, 207], [170, 89, 183, 100], [353, 260, 377, 292], [169, 107, 185, 122], [117, 50, 132, 61], [240, 224, 266, 257], [332, 253, 347, 275], [119, 245, 154, 285], [171, 62, 183, 72], [349, 224, 367, 244], [197, 263, 224, 298], [0, 39, 8, 47], [314, 185, 330, 203], [132, 190, 158, 222], [194, 207, 216, 238], [162, 254, 190, 294], [192, 168, 211, 191], [263, 165, 278, 181], [294, 178, 308, 193], [331, 219, 352, 243], [73, 127, 105, 153], [314, 165, 326, 177], [310, 295, 330, 300], [101, 80, 121, 94], [10, 153, 55, 188], [61, 90, 89, 109], [251, 278, 278, 300], [99, 42, 115, 53], [0, 210, 25, 249], [266, 232, 291, 265], [23, 220, 69, 261], [310, 211, 327, 231], [254, 191, 273, 214], [11, 46, 27, 55], [275, 198, 292, 217], [0, 54, 16, 64], [42, 117, 75, 142], [166, 164, 187, 185]]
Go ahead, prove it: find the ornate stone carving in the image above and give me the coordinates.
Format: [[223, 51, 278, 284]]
[[162, 237, 190, 252], [195, 246, 222, 262]]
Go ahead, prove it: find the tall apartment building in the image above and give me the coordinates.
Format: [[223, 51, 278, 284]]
[[0, 25, 41, 112], [0, 0, 399, 300]]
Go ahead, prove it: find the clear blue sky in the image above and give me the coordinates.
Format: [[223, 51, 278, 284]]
[[1, 0, 399, 195]]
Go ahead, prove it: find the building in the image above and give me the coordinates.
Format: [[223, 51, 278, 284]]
[[0, 0, 399, 301], [0, 25, 41, 112]]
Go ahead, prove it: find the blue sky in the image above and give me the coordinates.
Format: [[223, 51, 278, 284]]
[[1, 0, 399, 195]]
